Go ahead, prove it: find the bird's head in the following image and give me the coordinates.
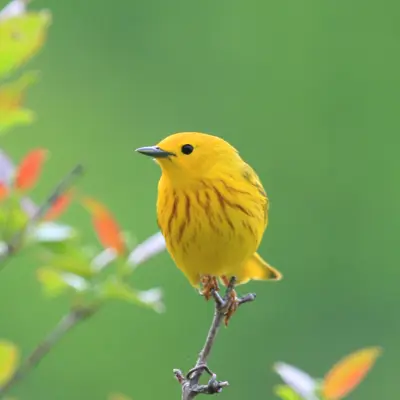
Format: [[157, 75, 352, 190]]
[[136, 132, 240, 185]]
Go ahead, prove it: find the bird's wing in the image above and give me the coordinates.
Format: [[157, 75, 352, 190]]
[[242, 163, 269, 226]]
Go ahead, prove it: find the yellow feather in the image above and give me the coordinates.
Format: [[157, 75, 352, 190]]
[[137, 132, 283, 288]]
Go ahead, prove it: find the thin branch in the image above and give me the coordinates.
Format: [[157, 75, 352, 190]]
[[0, 230, 165, 397], [0, 305, 97, 397], [174, 277, 256, 399], [0, 163, 84, 266]]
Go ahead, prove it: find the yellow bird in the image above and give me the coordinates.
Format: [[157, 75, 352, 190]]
[[136, 132, 282, 322]]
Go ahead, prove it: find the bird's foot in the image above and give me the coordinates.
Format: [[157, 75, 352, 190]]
[[220, 276, 257, 326], [200, 275, 220, 301], [219, 276, 239, 326], [223, 288, 239, 326]]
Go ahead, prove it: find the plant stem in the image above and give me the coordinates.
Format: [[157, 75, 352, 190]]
[[0, 163, 84, 265], [174, 278, 256, 399]]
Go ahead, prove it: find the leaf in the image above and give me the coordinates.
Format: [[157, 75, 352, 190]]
[[58, 272, 89, 292], [36, 232, 78, 255], [91, 248, 117, 272], [50, 251, 94, 278], [36, 267, 69, 297], [0, 183, 8, 200], [36, 267, 89, 296], [0, 11, 51, 79], [14, 148, 47, 190], [274, 385, 302, 400], [136, 287, 165, 313], [322, 347, 382, 400], [100, 279, 165, 313], [0, 71, 38, 134], [100, 279, 142, 303], [127, 231, 166, 268], [0, 196, 28, 241], [36, 238, 94, 278], [0, 149, 16, 185], [43, 191, 73, 221], [82, 198, 125, 255], [0, 0, 26, 22], [32, 222, 76, 243], [0, 340, 19, 385], [274, 362, 318, 400]]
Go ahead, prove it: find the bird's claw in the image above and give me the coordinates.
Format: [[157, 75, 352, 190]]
[[223, 289, 239, 326], [200, 275, 220, 301], [200, 275, 250, 325]]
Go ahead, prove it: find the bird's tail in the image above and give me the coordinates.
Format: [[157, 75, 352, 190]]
[[237, 252, 282, 284]]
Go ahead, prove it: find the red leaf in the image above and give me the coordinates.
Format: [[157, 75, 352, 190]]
[[0, 183, 8, 201], [82, 197, 125, 255], [44, 191, 73, 221], [322, 347, 382, 400], [14, 149, 47, 190]]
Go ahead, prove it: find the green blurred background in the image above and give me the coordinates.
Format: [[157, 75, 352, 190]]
[[1, 0, 399, 398]]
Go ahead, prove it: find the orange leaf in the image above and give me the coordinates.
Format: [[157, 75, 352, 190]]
[[82, 197, 125, 255], [44, 191, 73, 221], [14, 149, 47, 190], [0, 183, 8, 201], [322, 347, 382, 400]]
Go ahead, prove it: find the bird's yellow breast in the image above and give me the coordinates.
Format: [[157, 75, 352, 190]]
[[156, 174, 268, 286]]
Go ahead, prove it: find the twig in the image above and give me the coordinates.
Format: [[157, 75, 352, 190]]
[[0, 305, 97, 398], [0, 163, 84, 266], [174, 277, 256, 399], [0, 230, 165, 397]]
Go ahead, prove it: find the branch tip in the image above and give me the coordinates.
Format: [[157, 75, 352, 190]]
[[238, 292, 257, 306], [176, 276, 255, 398], [173, 369, 185, 385]]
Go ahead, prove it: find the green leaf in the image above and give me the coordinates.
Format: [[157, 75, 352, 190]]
[[100, 279, 141, 303], [100, 279, 165, 313], [274, 385, 303, 400], [38, 237, 77, 255], [0, 195, 28, 242], [0, 340, 19, 385], [38, 237, 95, 278], [50, 250, 94, 278], [36, 267, 89, 297], [36, 267, 69, 297], [36, 225, 80, 256], [0, 71, 38, 134], [0, 11, 51, 79]]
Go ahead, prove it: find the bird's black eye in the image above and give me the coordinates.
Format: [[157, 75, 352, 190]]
[[181, 144, 194, 155]]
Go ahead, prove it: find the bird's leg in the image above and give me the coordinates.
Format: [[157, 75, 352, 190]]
[[221, 276, 239, 326], [200, 275, 220, 301]]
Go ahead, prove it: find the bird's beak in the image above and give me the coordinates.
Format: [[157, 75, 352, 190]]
[[135, 146, 175, 158]]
